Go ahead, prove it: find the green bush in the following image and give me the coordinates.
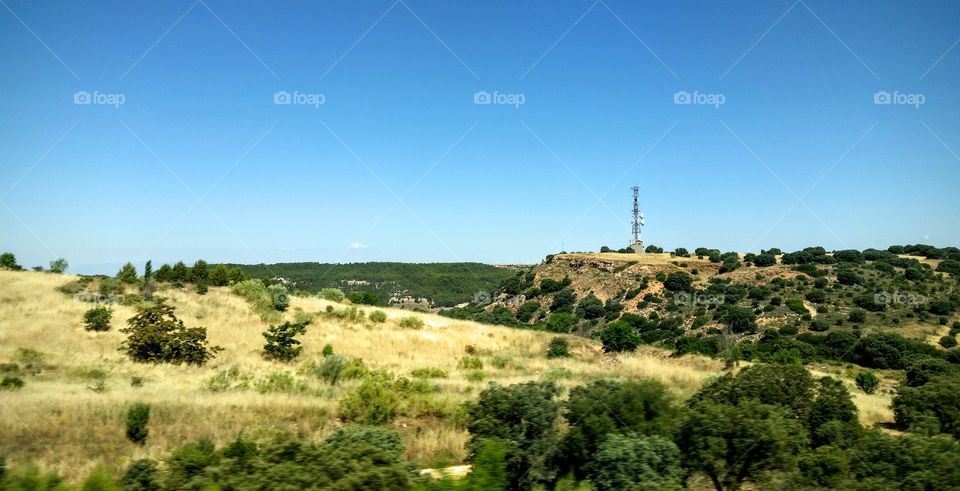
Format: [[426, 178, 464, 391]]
[[83, 306, 113, 331], [466, 370, 486, 382], [410, 367, 448, 378], [1, 376, 24, 390], [368, 310, 387, 323], [547, 336, 571, 358], [120, 459, 159, 490], [119, 303, 222, 365], [126, 403, 150, 445], [588, 434, 684, 491], [339, 374, 401, 425], [466, 381, 560, 489], [398, 316, 424, 329], [458, 356, 484, 370], [855, 371, 879, 394], [785, 298, 808, 315], [321, 288, 345, 302], [262, 321, 308, 362], [939, 336, 957, 348], [267, 284, 290, 311], [547, 312, 577, 333], [515, 301, 541, 323], [597, 321, 641, 352]]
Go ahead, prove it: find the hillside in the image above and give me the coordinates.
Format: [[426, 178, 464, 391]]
[[1, 243, 957, 488], [229, 262, 518, 307], [0, 269, 729, 482], [445, 247, 959, 367]]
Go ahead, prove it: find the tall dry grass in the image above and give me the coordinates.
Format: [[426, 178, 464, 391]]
[[0, 269, 893, 481]]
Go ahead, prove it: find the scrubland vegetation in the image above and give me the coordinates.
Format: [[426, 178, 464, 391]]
[[0, 244, 958, 489]]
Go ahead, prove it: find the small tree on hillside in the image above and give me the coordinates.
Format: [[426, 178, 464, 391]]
[[0, 252, 21, 270], [119, 302, 221, 365], [262, 321, 308, 362], [126, 403, 150, 445], [855, 371, 879, 394], [547, 337, 570, 358], [49, 258, 68, 274], [117, 262, 138, 284], [84, 306, 113, 331], [142, 260, 154, 300], [597, 321, 641, 353]]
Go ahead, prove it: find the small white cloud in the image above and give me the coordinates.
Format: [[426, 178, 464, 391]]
[[349, 242, 369, 250], [923, 235, 931, 240]]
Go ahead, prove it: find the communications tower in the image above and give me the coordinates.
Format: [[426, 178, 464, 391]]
[[630, 186, 644, 253]]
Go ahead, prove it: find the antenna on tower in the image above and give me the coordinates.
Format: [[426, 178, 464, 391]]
[[630, 186, 644, 253]]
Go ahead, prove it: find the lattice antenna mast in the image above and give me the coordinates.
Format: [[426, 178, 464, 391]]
[[631, 186, 644, 251]]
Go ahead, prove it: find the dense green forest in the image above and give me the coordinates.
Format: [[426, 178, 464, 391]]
[[229, 262, 517, 307]]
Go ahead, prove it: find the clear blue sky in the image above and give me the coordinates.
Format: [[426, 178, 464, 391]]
[[1, 0, 958, 274]]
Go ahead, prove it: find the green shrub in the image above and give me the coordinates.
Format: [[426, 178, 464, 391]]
[[466, 370, 486, 382], [322, 344, 334, 357], [458, 356, 484, 370], [490, 355, 513, 369], [83, 306, 113, 331], [267, 284, 290, 311], [547, 312, 576, 333], [261, 321, 308, 362], [204, 366, 250, 392], [120, 459, 159, 491], [1, 376, 24, 390], [398, 316, 424, 329], [321, 288, 345, 302], [855, 371, 879, 394], [195, 281, 208, 295], [588, 434, 684, 491], [119, 303, 222, 365], [785, 298, 808, 315], [254, 372, 310, 394], [315, 355, 347, 386], [339, 374, 401, 425], [368, 310, 387, 323], [939, 336, 957, 349], [597, 321, 641, 352], [410, 367, 448, 378], [848, 309, 867, 323], [126, 403, 150, 445], [547, 336, 571, 358]]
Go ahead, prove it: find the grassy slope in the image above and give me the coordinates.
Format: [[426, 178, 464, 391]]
[[0, 269, 736, 482]]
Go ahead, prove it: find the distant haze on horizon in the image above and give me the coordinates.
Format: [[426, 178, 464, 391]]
[[2, 0, 958, 275]]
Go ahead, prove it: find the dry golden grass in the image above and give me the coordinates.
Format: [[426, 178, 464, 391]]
[[0, 269, 898, 482], [0, 270, 726, 481]]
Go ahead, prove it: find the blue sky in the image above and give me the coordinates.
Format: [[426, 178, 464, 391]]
[[1, 0, 958, 274]]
